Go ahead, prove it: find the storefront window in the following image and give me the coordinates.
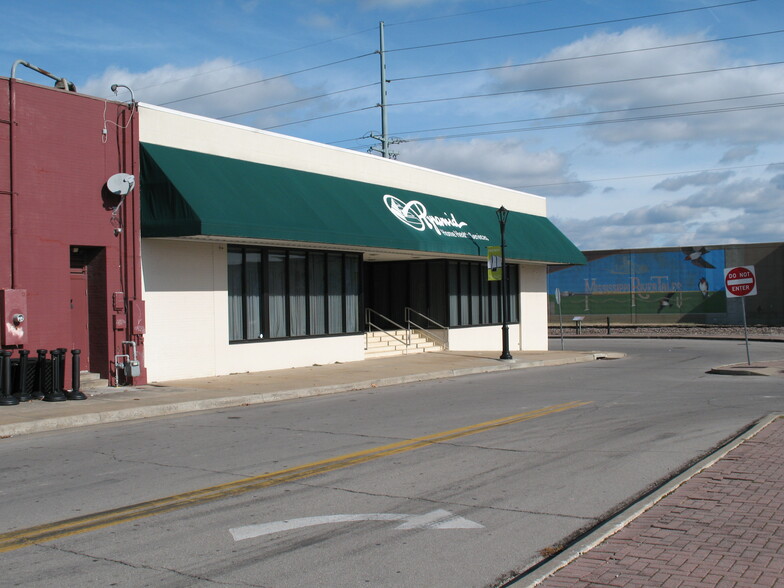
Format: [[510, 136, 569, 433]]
[[308, 252, 326, 335], [447, 260, 518, 327], [289, 252, 307, 337], [228, 250, 264, 341], [228, 246, 361, 342]]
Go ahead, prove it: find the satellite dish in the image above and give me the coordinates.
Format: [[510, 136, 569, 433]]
[[106, 173, 135, 196]]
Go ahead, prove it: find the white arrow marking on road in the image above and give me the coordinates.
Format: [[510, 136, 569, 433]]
[[230, 509, 483, 541]]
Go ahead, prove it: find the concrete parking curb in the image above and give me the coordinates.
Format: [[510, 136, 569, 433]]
[[510, 413, 783, 588]]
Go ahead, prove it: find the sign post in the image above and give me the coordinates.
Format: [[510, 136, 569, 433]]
[[555, 288, 564, 350], [724, 265, 757, 365]]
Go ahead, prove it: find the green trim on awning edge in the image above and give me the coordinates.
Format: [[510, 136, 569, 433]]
[[140, 143, 585, 265]]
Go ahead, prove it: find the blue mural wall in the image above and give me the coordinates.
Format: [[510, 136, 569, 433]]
[[548, 247, 727, 318]]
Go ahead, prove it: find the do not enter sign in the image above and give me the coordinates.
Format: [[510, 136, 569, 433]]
[[724, 266, 757, 298]]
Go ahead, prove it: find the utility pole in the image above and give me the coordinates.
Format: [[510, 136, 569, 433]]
[[369, 21, 400, 158], [378, 21, 390, 158]]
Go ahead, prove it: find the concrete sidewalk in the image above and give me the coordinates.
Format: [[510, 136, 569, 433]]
[[0, 349, 618, 438], [524, 414, 784, 588]]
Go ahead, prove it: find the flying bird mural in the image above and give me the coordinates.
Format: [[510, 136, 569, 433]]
[[657, 292, 676, 313], [682, 247, 716, 269]]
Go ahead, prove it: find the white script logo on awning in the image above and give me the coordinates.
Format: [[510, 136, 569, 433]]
[[383, 194, 489, 241]]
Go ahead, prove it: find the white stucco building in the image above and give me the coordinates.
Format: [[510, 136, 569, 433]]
[[138, 104, 584, 382]]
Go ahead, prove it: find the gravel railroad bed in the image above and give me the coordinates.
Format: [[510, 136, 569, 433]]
[[549, 325, 784, 338]]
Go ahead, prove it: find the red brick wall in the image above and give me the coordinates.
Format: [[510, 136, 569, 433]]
[[0, 78, 144, 385]]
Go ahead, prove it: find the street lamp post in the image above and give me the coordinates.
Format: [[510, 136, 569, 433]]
[[497, 206, 513, 360]]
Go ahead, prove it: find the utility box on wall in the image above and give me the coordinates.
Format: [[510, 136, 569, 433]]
[[1, 289, 28, 345]]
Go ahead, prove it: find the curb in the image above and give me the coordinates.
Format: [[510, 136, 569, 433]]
[[509, 413, 783, 588], [0, 352, 622, 438], [709, 365, 775, 377]]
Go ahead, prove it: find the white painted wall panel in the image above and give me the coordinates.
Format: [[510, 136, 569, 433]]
[[520, 265, 549, 351], [447, 324, 521, 352], [142, 239, 366, 381], [141, 239, 219, 381]]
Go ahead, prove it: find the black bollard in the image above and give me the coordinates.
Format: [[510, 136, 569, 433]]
[[57, 348, 67, 393], [67, 349, 86, 400], [34, 349, 48, 400], [43, 350, 67, 402], [0, 351, 19, 406], [15, 349, 31, 402]]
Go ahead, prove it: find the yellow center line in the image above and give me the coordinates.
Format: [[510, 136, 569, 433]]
[[0, 401, 590, 552]]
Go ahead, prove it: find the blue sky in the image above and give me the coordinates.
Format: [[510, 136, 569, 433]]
[[4, 0, 783, 250]]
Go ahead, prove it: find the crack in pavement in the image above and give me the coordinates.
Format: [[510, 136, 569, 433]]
[[41, 543, 269, 587], [290, 481, 596, 522]]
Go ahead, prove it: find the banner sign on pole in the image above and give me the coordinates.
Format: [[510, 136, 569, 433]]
[[487, 246, 502, 281]]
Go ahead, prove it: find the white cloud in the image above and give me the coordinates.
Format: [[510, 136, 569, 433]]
[[654, 171, 734, 191], [491, 26, 784, 146], [681, 177, 784, 214], [80, 60, 320, 128], [720, 145, 757, 163], [555, 174, 784, 249], [299, 12, 340, 30], [397, 138, 592, 197]]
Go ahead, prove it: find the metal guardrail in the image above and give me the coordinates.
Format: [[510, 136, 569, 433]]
[[405, 307, 449, 350], [365, 308, 409, 350], [365, 308, 450, 353]]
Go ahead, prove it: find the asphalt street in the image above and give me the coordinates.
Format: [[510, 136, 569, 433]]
[[1, 338, 782, 587]]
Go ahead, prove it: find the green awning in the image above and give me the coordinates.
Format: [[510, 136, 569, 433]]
[[140, 143, 585, 265]]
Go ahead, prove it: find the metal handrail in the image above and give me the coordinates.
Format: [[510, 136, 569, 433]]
[[365, 308, 409, 350], [405, 307, 449, 350]]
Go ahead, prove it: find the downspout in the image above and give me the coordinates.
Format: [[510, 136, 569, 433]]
[[130, 105, 140, 303], [8, 76, 18, 287]]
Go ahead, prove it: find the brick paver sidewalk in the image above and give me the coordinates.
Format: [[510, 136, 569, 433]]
[[538, 417, 784, 587]]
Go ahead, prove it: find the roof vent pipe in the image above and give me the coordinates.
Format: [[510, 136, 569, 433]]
[[10, 59, 76, 92]]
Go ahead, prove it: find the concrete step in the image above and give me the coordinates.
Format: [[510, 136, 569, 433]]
[[79, 371, 109, 390], [364, 330, 444, 359], [365, 340, 407, 351]]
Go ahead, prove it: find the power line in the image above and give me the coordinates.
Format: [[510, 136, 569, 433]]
[[399, 101, 784, 143], [158, 52, 376, 106], [262, 105, 377, 131], [514, 162, 783, 190], [385, 60, 784, 109], [236, 40, 782, 147], [329, 91, 784, 145], [217, 82, 379, 120], [388, 29, 784, 83], [135, 2, 559, 95], [384, 0, 756, 53], [136, 1, 557, 98]]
